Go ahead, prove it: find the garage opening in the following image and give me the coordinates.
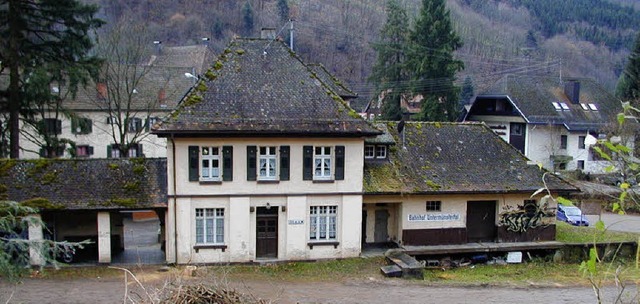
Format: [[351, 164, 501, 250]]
[[112, 210, 165, 264]]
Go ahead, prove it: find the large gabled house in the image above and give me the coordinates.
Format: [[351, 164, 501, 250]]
[[463, 76, 628, 174], [152, 36, 381, 264], [362, 122, 578, 247], [17, 44, 213, 159]]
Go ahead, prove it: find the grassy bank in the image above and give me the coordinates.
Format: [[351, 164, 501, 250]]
[[556, 221, 640, 243]]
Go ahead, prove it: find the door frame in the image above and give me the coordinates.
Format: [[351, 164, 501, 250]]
[[255, 207, 278, 259]]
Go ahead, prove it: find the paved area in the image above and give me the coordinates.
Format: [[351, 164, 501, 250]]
[[586, 212, 640, 233], [112, 217, 165, 265]]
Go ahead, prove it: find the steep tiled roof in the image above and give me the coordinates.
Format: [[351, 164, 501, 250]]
[[307, 64, 357, 99], [151, 44, 214, 75], [364, 122, 578, 194], [474, 75, 622, 131], [0, 158, 167, 210], [153, 38, 380, 137]]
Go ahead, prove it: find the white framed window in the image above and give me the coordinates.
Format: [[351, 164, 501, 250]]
[[195, 208, 224, 244], [364, 145, 375, 159], [551, 102, 562, 111], [309, 206, 337, 241], [314, 146, 332, 180], [201, 147, 221, 181], [128, 117, 143, 133], [375, 146, 387, 159], [259, 146, 277, 180], [559, 103, 570, 110]]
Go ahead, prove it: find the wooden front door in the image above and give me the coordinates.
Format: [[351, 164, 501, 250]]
[[256, 207, 278, 259], [374, 210, 389, 243], [467, 201, 497, 242], [509, 123, 526, 154]]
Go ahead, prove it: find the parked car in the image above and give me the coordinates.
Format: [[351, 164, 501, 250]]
[[557, 204, 589, 226]]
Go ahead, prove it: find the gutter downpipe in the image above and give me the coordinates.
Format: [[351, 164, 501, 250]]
[[171, 134, 178, 264]]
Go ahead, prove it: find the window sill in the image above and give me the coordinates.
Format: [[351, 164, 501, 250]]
[[307, 241, 339, 249], [193, 244, 227, 252], [312, 179, 335, 184], [257, 180, 279, 184], [199, 180, 222, 185]]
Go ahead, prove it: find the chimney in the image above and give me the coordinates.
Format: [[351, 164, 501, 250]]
[[564, 81, 580, 104], [153, 40, 162, 55], [261, 27, 276, 40]]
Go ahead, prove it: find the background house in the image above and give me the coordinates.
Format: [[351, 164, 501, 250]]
[[362, 122, 578, 247], [463, 76, 629, 174], [152, 35, 380, 264], [17, 44, 213, 159]]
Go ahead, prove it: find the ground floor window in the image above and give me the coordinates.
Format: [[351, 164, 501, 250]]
[[309, 206, 337, 241], [195, 208, 224, 244]]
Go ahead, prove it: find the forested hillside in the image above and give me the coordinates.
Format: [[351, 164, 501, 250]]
[[87, 0, 640, 105]]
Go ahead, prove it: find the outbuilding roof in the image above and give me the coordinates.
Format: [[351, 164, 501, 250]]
[[153, 38, 380, 137], [0, 158, 167, 210], [364, 122, 579, 194]]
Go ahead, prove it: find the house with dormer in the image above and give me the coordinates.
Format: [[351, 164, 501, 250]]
[[463, 76, 628, 174], [152, 36, 380, 264]]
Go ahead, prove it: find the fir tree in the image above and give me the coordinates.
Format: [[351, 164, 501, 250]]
[[368, 0, 409, 121], [407, 0, 464, 122], [0, 0, 103, 158], [616, 31, 640, 107]]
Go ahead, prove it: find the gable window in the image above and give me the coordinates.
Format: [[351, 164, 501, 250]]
[[71, 117, 92, 135], [426, 201, 442, 212], [314, 146, 332, 180], [40, 118, 62, 135], [188, 145, 233, 182], [76, 145, 94, 157], [578, 136, 586, 149], [364, 145, 375, 159], [259, 146, 277, 180], [195, 208, 224, 244], [309, 206, 337, 241], [375, 146, 387, 159], [127, 117, 143, 133], [201, 147, 221, 181], [560, 135, 567, 149]]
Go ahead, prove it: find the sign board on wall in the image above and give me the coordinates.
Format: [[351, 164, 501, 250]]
[[288, 219, 304, 225], [408, 214, 460, 222]]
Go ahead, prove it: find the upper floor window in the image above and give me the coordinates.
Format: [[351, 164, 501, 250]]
[[303, 145, 344, 181], [75, 145, 94, 157], [145, 116, 160, 131], [578, 136, 586, 149], [40, 118, 62, 135], [314, 146, 332, 180], [72, 117, 92, 135], [259, 146, 277, 180], [108, 143, 143, 158], [201, 146, 221, 181], [560, 135, 567, 150], [426, 201, 442, 212], [127, 117, 143, 133], [188, 145, 233, 182]]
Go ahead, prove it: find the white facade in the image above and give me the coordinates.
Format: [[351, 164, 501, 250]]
[[166, 137, 365, 264], [20, 111, 169, 159]]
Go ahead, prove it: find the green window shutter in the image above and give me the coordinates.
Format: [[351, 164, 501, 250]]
[[71, 118, 78, 134], [137, 144, 143, 157], [188, 146, 199, 181], [279, 145, 290, 181], [335, 145, 345, 180], [55, 119, 62, 135], [144, 117, 150, 132], [222, 145, 233, 181], [86, 119, 93, 134], [303, 145, 313, 180], [247, 145, 257, 181], [107, 145, 112, 158], [88, 146, 94, 156], [39, 148, 46, 157]]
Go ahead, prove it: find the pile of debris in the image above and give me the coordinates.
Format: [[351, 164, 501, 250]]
[[161, 284, 270, 304]]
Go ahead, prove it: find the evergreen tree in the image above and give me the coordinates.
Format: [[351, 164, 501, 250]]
[[459, 76, 475, 107], [406, 0, 464, 122], [368, 0, 409, 121], [277, 0, 290, 23], [242, 1, 254, 36], [0, 0, 103, 158], [616, 31, 640, 107]]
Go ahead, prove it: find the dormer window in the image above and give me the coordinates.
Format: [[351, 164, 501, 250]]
[[559, 103, 570, 110], [364, 145, 375, 159], [588, 103, 598, 111], [364, 145, 388, 160], [375, 146, 387, 158], [552, 102, 562, 111], [580, 103, 589, 111]]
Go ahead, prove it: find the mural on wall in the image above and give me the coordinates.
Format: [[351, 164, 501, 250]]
[[498, 200, 555, 233]]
